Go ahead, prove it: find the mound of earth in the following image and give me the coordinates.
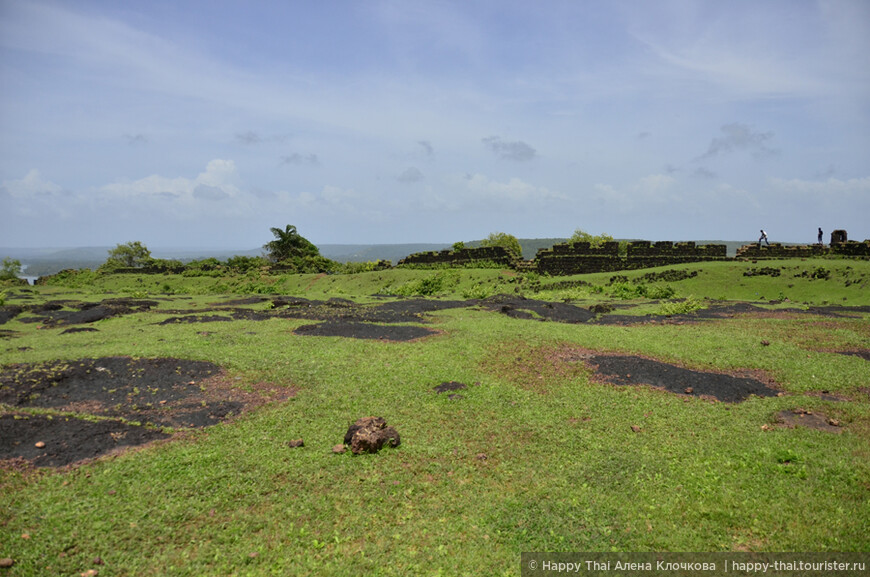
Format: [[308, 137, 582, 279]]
[[0, 357, 295, 468], [581, 353, 780, 402]]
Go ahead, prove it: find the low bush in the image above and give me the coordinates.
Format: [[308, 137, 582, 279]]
[[461, 283, 494, 299], [654, 295, 705, 316], [383, 270, 459, 296]]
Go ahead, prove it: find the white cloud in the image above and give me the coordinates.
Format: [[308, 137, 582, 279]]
[[319, 185, 358, 206], [0, 169, 69, 217], [626, 1, 866, 100], [636, 173, 676, 194], [463, 174, 566, 203], [1, 169, 63, 197], [100, 160, 240, 204], [768, 176, 870, 197]]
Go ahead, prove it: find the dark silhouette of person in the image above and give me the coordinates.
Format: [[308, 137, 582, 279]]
[[758, 229, 770, 247], [818, 227, 823, 245]]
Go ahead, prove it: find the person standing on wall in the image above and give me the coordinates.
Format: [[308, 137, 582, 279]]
[[818, 227, 823, 246], [759, 229, 770, 248]]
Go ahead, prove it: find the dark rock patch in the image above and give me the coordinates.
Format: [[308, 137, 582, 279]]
[[0, 413, 170, 468], [293, 322, 436, 341], [230, 309, 272, 321], [0, 306, 23, 325], [638, 269, 699, 283], [159, 315, 233, 325], [28, 300, 71, 313], [217, 296, 270, 305], [0, 357, 295, 467], [744, 267, 781, 277], [21, 298, 159, 326], [0, 357, 221, 423], [837, 350, 870, 361], [586, 354, 779, 402], [480, 295, 596, 323], [60, 327, 99, 334], [434, 381, 467, 394]]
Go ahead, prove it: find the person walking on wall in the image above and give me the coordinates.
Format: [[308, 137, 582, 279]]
[[818, 227, 824, 246], [759, 229, 770, 248]]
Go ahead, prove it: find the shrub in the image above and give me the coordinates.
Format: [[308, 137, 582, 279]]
[[569, 229, 614, 247], [102, 241, 151, 270], [225, 255, 269, 272], [461, 283, 494, 299], [645, 284, 676, 299], [607, 282, 641, 299], [0, 257, 23, 281], [479, 232, 523, 259], [341, 260, 392, 274], [532, 287, 592, 302], [384, 271, 458, 297], [654, 296, 705, 316]]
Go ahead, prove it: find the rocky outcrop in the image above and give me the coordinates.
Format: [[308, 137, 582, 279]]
[[342, 416, 401, 455]]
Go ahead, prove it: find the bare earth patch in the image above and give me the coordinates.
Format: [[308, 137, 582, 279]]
[[0, 357, 295, 468], [775, 409, 844, 433]]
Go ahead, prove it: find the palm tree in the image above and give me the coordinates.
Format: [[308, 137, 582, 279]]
[[263, 225, 320, 262]]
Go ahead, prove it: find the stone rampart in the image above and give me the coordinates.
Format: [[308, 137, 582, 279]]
[[535, 241, 727, 276], [397, 246, 520, 268], [735, 240, 870, 260]]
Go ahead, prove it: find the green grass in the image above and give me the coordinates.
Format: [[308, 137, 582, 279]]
[[2, 260, 869, 575]]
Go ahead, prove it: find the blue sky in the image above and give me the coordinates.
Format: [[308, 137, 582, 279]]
[[1, 0, 868, 248]]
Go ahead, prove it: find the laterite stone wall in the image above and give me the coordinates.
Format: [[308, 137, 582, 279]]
[[397, 246, 520, 268], [535, 241, 727, 276], [735, 240, 870, 259]]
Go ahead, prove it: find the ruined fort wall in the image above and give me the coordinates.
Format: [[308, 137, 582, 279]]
[[397, 246, 520, 268], [735, 240, 870, 260], [534, 241, 728, 276]]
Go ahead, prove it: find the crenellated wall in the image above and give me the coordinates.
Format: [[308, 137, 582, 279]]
[[735, 240, 870, 260], [535, 241, 727, 276], [626, 241, 726, 269], [397, 246, 521, 268], [534, 242, 623, 275]]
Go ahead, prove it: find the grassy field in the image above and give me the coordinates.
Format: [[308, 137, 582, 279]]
[[1, 259, 869, 575]]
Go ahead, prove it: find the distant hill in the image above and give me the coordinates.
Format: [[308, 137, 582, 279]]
[[2, 239, 761, 277]]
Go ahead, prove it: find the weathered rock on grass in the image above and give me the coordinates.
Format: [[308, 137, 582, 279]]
[[343, 416, 401, 455], [433, 381, 467, 394]]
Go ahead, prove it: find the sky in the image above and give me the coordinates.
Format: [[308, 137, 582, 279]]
[[1, 0, 868, 249]]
